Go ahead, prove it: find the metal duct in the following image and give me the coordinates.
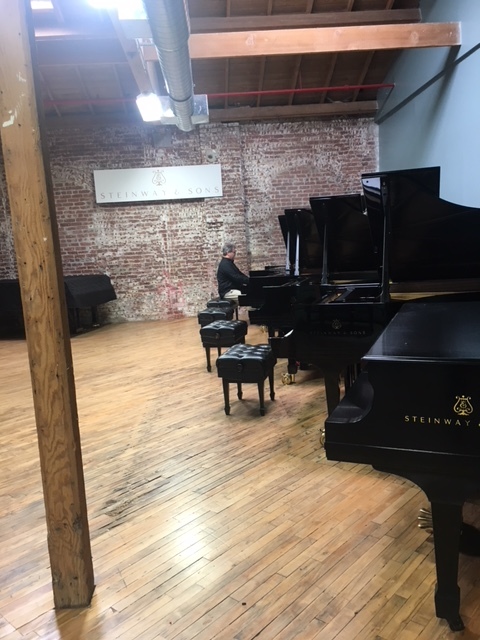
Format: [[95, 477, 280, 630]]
[[141, 0, 194, 132]]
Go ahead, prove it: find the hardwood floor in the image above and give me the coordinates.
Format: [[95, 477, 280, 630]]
[[1, 317, 480, 639]]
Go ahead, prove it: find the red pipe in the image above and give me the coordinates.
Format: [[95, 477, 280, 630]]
[[43, 83, 394, 108]]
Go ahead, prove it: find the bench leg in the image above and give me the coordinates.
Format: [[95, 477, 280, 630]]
[[222, 379, 230, 415], [257, 380, 265, 416], [205, 347, 211, 372], [237, 382, 242, 400], [269, 369, 275, 401]]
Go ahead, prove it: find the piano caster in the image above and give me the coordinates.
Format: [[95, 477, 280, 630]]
[[418, 507, 433, 533], [282, 373, 295, 385], [319, 428, 325, 447]]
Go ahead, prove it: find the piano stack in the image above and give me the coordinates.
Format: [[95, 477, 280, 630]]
[[239, 166, 480, 630]]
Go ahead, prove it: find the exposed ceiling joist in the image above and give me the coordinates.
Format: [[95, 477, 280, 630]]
[[34, 9, 423, 40], [31, 1, 462, 127], [189, 9, 423, 32], [183, 23, 461, 60]]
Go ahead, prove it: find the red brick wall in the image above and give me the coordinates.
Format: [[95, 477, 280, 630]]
[[0, 118, 377, 321]]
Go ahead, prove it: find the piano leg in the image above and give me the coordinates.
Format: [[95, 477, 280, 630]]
[[376, 470, 471, 633], [430, 501, 464, 632]]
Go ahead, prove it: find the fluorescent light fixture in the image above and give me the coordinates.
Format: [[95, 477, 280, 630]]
[[87, 0, 120, 8], [136, 93, 170, 123], [86, 0, 146, 16], [31, 1, 54, 9]]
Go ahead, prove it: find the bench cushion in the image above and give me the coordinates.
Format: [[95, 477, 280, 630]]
[[197, 307, 234, 326], [200, 320, 248, 346], [217, 344, 276, 383], [206, 298, 238, 311]]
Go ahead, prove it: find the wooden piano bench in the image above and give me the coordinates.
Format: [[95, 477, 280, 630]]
[[206, 297, 239, 320], [197, 306, 234, 328], [216, 343, 277, 416], [199, 319, 248, 372]]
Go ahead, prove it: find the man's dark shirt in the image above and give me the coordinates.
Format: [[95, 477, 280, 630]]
[[217, 257, 249, 298]]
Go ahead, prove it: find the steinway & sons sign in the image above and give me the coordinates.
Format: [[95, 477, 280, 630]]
[[93, 164, 222, 204]]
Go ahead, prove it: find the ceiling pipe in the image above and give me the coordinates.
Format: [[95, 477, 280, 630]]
[[140, 0, 195, 132]]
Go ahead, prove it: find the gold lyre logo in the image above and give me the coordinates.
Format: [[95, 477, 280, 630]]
[[332, 319, 342, 330], [453, 395, 473, 416]]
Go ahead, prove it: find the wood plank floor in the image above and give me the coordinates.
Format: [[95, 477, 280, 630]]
[[1, 317, 480, 639]]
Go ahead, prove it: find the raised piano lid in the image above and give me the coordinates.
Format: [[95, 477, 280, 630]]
[[361, 166, 480, 285], [309, 193, 380, 281], [283, 208, 324, 272]]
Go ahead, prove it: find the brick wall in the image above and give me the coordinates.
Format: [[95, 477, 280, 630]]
[[0, 118, 377, 322]]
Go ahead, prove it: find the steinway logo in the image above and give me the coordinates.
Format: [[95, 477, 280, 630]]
[[454, 395, 473, 416], [308, 318, 368, 337], [404, 395, 476, 426]]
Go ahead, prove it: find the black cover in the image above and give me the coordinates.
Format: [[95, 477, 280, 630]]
[[63, 275, 116, 307], [0, 275, 116, 314]]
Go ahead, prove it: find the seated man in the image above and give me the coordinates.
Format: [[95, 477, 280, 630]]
[[216, 242, 249, 301]]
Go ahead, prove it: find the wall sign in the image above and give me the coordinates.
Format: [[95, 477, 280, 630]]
[[93, 164, 222, 203]]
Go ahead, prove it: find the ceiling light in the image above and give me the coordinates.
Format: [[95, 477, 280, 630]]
[[136, 93, 169, 123], [31, 1, 54, 9]]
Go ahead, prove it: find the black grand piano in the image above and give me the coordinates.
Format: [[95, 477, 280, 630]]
[[239, 207, 324, 334], [242, 188, 391, 411], [324, 169, 480, 630]]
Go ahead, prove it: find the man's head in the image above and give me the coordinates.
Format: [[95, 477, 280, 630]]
[[222, 243, 236, 260]]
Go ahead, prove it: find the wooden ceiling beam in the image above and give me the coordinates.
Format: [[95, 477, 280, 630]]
[[189, 8, 422, 33], [186, 23, 461, 60]]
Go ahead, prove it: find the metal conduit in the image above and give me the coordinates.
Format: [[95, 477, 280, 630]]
[[141, 0, 195, 132]]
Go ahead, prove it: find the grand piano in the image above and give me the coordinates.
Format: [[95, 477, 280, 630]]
[[239, 207, 324, 334], [324, 169, 480, 630], [249, 186, 395, 411]]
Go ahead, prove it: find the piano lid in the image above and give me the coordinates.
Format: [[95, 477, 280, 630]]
[[361, 166, 480, 283], [365, 300, 480, 363], [283, 208, 324, 272], [310, 193, 380, 279]]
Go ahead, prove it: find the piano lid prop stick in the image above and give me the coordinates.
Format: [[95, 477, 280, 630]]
[[285, 232, 290, 273], [294, 233, 300, 276]]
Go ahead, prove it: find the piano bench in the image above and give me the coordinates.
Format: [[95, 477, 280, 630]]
[[216, 343, 277, 416], [200, 319, 248, 372], [207, 297, 239, 320], [197, 306, 234, 327]]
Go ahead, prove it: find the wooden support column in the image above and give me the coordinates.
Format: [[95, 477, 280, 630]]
[[0, 0, 94, 607]]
